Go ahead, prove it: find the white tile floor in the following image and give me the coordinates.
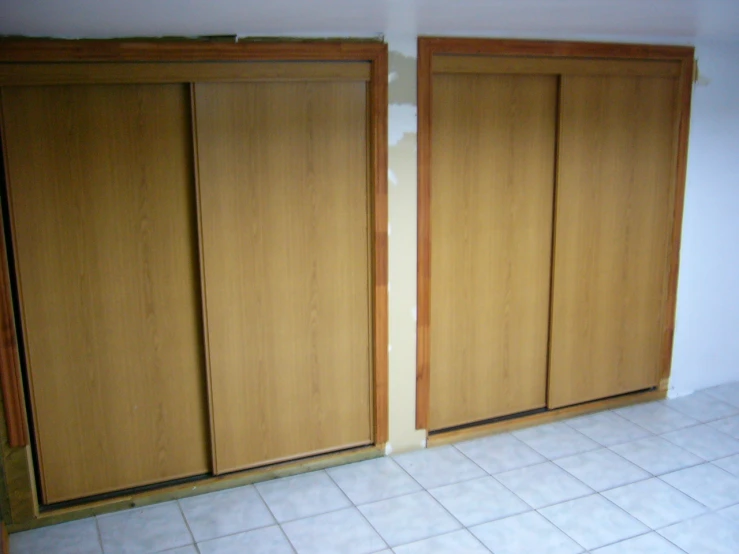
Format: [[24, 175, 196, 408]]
[[10, 381, 739, 554]]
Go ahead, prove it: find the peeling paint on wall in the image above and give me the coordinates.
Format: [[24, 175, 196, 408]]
[[386, 39, 427, 453], [389, 50, 417, 105]]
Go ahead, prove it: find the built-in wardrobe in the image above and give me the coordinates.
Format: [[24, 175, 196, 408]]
[[416, 39, 694, 432], [0, 41, 388, 505]]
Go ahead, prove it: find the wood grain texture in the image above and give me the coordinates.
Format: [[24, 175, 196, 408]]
[[416, 38, 693, 431], [194, 81, 373, 473], [428, 388, 666, 447], [428, 74, 557, 431], [0, 39, 386, 63], [548, 74, 679, 408], [370, 47, 389, 444], [2, 84, 210, 503], [419, 37, 694, 60], [9, 445, 382, 533], [0, 162, 27, 447], [0, 61, 370, 86], [432, 55, 681, 77], [415, 37, 433, 430], [660, 56, 695, 383]]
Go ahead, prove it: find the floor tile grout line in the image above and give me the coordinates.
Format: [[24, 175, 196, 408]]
[[536, 493, 650, 553], [595, 491, 679, 534], [439, 437, 563, 534], [656, 529, 694, 554], [449, 441, 539, 509], [350, 451, 498, 548], [541, 444, 655, 496], [660, 398, 739, 424], [450, 433, 548, 478], [527, 488, 611, 553], [607, 407, 677, 436], [699, 392, 739, 411], [395, 527, 494, 554], [275, 524, 299, 554], [658, 420, 739, 454], [391, 444, 491, 490], [175, 498, 199, 550], [510, 406, 691, 551], [323, 466, 392, 552], [607, 429, 708, 464], [390, 447, 481, 491], [511, 420, 603, 460], [591, 529, 684, 554], [655, 463, 739, 511], [189, 520, 279, 548], [94, 515, 106, 554], [251, 481, 298, 554], [597, 483, 713, 532], [448, 435, 556, 508], [325, 456, 425, 505], [486, 454, 598, 506], [560, 409, 657, 449]]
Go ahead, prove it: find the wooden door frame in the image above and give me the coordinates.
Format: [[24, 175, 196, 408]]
[[416, 37, 694, 429], [0, 38, 388, 513]]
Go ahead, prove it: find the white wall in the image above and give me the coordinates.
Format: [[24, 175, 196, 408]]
[[670, 39, 739, 395]]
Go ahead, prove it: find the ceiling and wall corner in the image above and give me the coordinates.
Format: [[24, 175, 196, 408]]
[[1, 0, 738, 41], [1, 0, 738, 446]]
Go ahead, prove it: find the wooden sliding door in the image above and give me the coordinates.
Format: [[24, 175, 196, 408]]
[[1, 84, 209, 503], [548, 74, 679, 407], [418, 40, 693, 432], [428, 73, 557, 430], [194, 79, 373, 472]]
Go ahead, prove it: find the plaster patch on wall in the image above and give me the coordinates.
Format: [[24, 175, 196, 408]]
[[386, 40, 427, 452], [388, 104, 417, 146], [385, 35, 417, 59], [389, 50, 417, 105]]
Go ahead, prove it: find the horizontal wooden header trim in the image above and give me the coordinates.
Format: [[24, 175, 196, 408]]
[[419, 37, 694, 61], [0, 40, 386, 63], [433, 55, 681, 77], [0, 61, 371, 86]]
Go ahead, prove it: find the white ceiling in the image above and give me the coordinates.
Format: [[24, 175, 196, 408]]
[[0, 0, 738, 42]]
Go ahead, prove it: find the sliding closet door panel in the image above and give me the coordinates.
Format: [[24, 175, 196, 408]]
[[429, 74, 557, 431], [549, 75, 678, 408], [1, 85, 209, 503], [194, 82, 372, 473]]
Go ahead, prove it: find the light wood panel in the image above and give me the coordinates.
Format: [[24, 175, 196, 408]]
[[418, 37, 694, 61], [428, 74, 557, 431], [194, 81, 372, 473], [1, 84, 210, 503], [548, 74, 679, 408], [416, 38, 695, 431], [0, 61, 370, 86], [0, 203, 26, 447], [0, 39, 387, 63], [428, 389, 666, 447], [432, 55, 681, 77], [369, 48, 390, 444]]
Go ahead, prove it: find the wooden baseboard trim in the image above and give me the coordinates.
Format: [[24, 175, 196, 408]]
[[427, 389, 666, 447], [8, 444, 383, 533]]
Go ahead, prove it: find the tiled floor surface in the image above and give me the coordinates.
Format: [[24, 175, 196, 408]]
[[11, 382, 739, 553]]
